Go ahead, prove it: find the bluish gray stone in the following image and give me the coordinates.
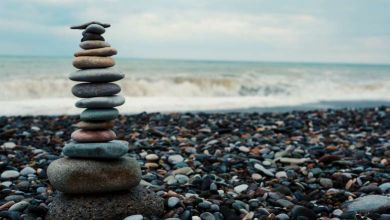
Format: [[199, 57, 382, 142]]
[[76, 95, 125, 108], [80, 108, 119, 121], [72, 83, 121, 98], [79, 41, 111, 50], [63, 140, 128, 159], [69, 68, 124, 82], [342, 195, 390, 213], [85, 24, 105, 34]]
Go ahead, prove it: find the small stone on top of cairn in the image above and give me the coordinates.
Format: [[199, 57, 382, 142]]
[[46, 21, 164, 220]]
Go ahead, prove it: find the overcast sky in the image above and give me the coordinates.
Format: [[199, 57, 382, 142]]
[[0, 0, 389, 63]]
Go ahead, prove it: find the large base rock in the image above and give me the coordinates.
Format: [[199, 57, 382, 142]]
[[47, 157, 141, 194], [47, 186, 164, 220]]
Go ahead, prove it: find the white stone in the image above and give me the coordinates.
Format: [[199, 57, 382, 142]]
[[123, 215, 143, 220], [145, 154, 159, 161], [234, 184, 249, 194], [1, 170, 19, 179], [275, 171, 287, 179], [2, 142, 16, 149], [254, 163, 274, 177], [168, 155, 184, 164]]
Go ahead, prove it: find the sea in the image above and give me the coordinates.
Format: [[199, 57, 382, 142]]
[[0, 56, 390, 115]]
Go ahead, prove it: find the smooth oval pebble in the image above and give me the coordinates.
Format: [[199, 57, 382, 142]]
[[76, 95, 125, 108], [63, 140, 128, 159], [81, 33, 105, 42], [85, 24, 105, 34], [73, 56, 115, 69], [74, 47, 117, 57], [80, 41, 111, 50], [71, 129, 116, 142], [47, 157, 141, 194], [80, 108, 119, 121], [71, 21, 110, 29], [72, 83, 121, 98], [69, 68, 124, 82], [74, 120, 115, 130]]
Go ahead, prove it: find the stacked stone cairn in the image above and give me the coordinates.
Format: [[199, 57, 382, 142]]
[[47, 21, 163, 220]]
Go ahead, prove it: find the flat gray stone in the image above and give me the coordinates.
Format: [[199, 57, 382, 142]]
[[72, 83, 121, 98], [71, 21, 110, 29], [79, 40, 111, 50], [47, 186, 163, 220], [69, 68, 124, 82], [80, 108, 119, 121], [62, 140, 128, 159], [85, 24, 105, 34], [76, 95, 125, 108], [47, 157, 140, 194], [342, 195, 390, 213], [74, 47, 117, 57]]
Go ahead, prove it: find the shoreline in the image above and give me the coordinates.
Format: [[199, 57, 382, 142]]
[[0, 98, 389, 116]]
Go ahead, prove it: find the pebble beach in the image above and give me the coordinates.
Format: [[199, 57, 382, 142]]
[[0, 107, 389, 220]]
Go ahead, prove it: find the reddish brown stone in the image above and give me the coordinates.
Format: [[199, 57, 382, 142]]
[[71, 129, 116, 142]]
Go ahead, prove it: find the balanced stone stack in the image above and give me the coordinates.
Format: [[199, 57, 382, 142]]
[[46, 21, 163, 220]]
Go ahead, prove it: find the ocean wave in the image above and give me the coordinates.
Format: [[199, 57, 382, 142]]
[[0, 75, 389, 102]]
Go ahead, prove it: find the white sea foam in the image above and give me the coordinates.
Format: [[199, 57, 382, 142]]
[[0, 57, 389, 115]]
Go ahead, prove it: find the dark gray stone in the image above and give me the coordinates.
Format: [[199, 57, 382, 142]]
[[71, 21, 111, 29], [47, 157, 140, 194], [72, 83, 121, 98], [85, 24, 105, 34], [75, 95, 125, 108], [80, 108, 119, 121], [69, 68, 124, 82], [81, 33, 104, 42], [47, 186, 164, 220], [291, 205, 317, 220], [62, 140, 128, 159]]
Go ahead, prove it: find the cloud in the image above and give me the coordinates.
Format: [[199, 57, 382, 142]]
[[0, 0, 389, 63]]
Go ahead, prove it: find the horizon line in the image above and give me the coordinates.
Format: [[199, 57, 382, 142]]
[[0, 54, 389, 66]]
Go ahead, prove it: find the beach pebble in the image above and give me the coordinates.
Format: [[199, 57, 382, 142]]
[[85, 24, 105, 34], [72, 83, 121, 98], [80, 108, 119, 121], [2, 142, 16, 149], [275, 171, 287, 179], [379, 182, 390, 192], [342, 195, 390, 213], [47, 157, 141, 194], [20, 166, 36, 176], [238, 146, 250, 153], [123, 215, 143, 220], [145, 154, 159, 161], [1, 170, 19, 179], [81, 32, 105, 42], [275, 213, 289, 220], [74, 120, 115, 130], [63, 140, 128, 159], [73, 56, 115, 69], [75, 47, 117, 57], [279, 157, 309, 164], [200, 212, 215, 220], [254, 163, 274, 176], [291, 205, 317, 220], [319, 178, 333, 188], [9, 200, 29, 211], [69, 68, 123, 82], [71, 21, 110, 29], [167, 197, 180, 208], [168, 155, 184, 164], [71, 129, 116, 142], [234, 184, 248, 194], [251, 173, 262, 180], [79, 40, 111, 49]]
